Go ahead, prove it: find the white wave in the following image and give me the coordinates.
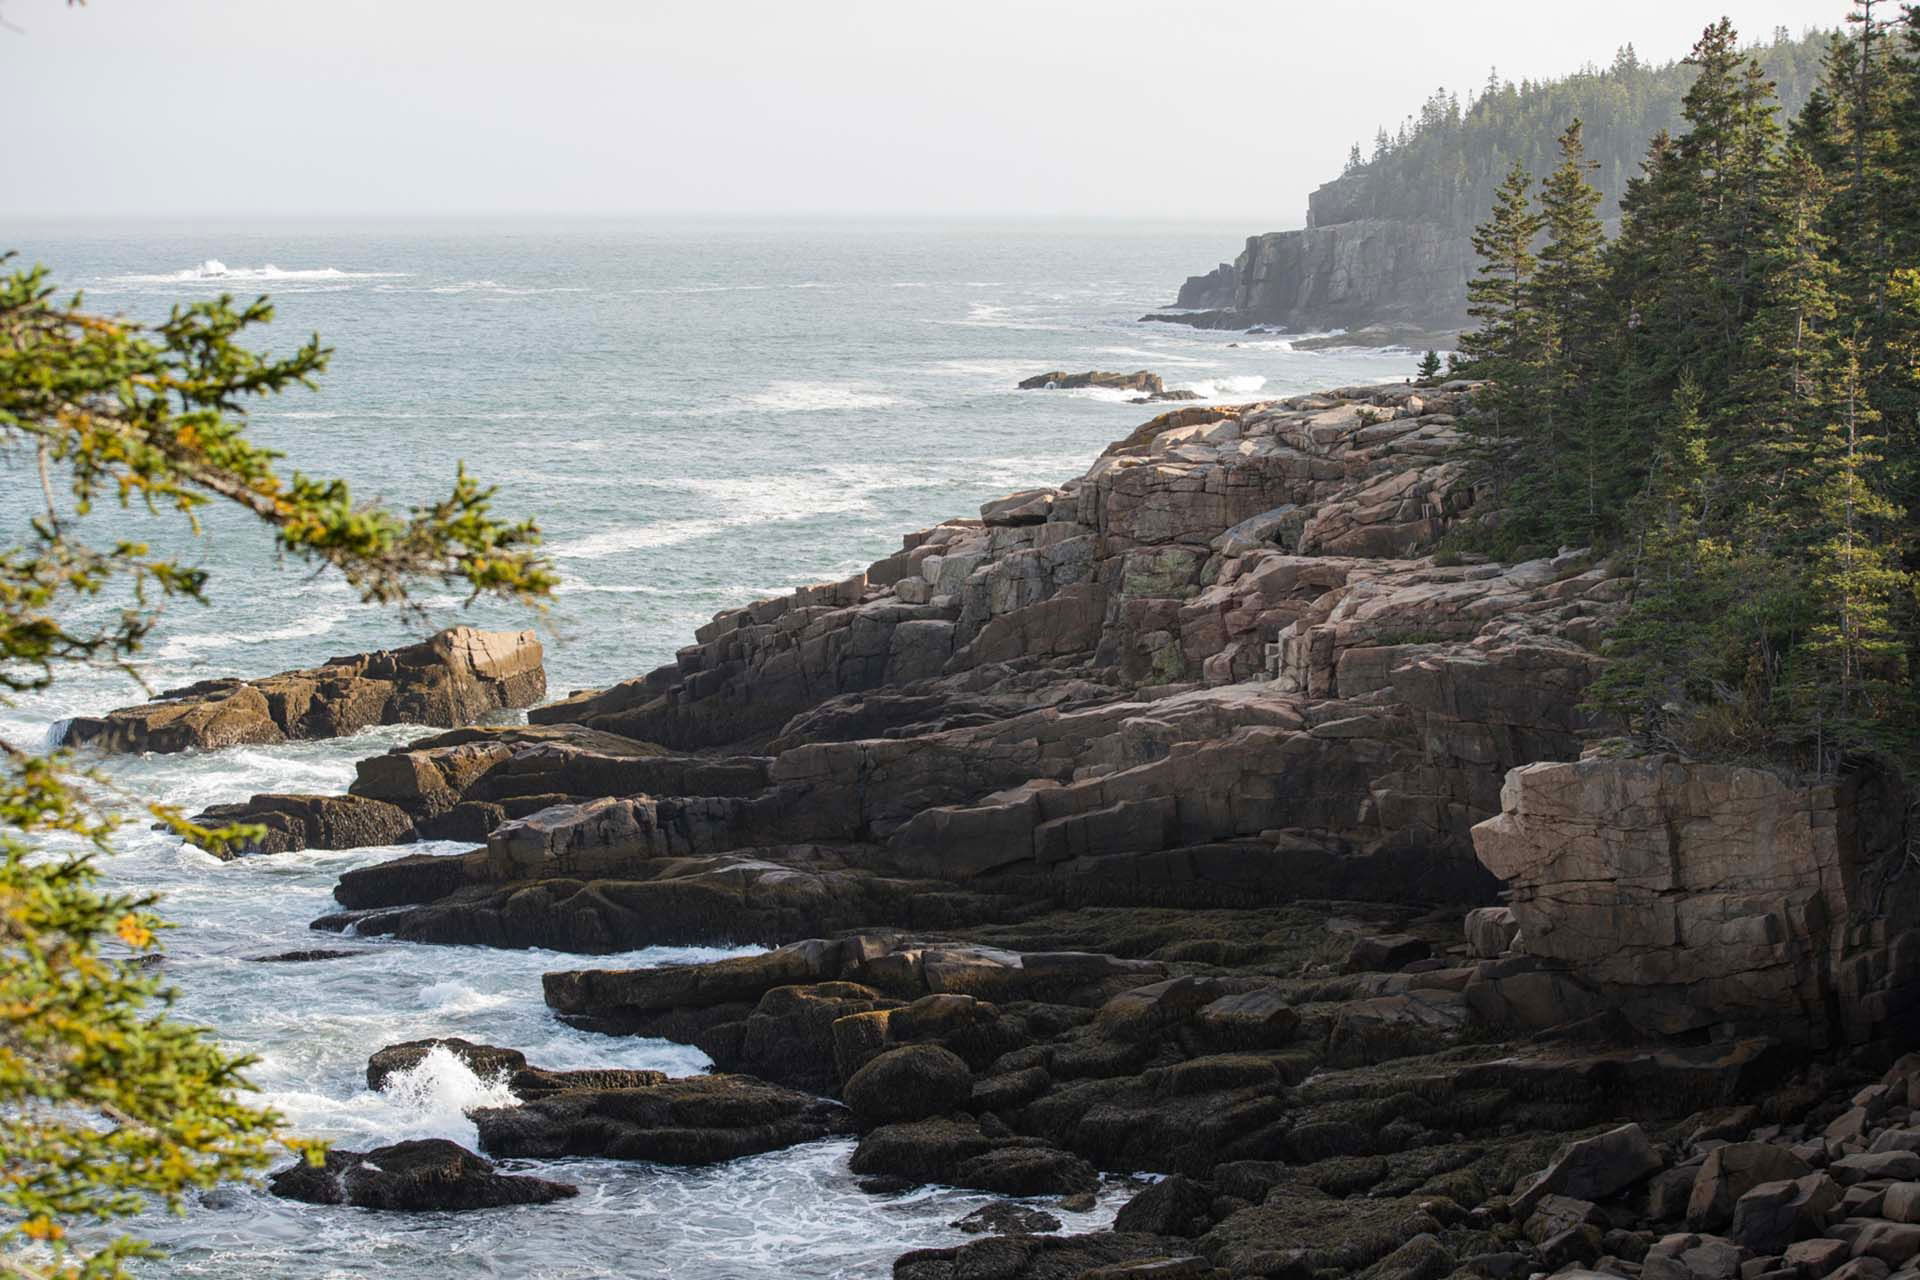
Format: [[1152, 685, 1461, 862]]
[[1052, 385, 1156, 404], [1093, 345, 1220, 368], [785, 281, 836, 289], [1174, 375, 1269, 399], [375, 279, 584, 296], [630, 284, 770, 295], [547, 519, 729, 561], [744, 381, 905, 413], [890, 281, 931, 288], [416, 979, 514, 1016], [285, 1043, 520, 1149], [933, 301, 1070, 333], [150, 604, 355, 662], [114, 261, 406, 285]]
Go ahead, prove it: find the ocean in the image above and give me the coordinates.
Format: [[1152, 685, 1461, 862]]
[[1, 219, 1416, 1278]]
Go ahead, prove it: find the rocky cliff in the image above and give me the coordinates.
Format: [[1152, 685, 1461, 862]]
[[1165, 216, 1476, 340], [180, 385, 1920, 1277]]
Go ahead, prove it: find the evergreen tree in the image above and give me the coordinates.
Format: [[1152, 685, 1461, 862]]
[[1416, 349, 1443, 382], [1726, 143, 1846, 544], [1793, 344, 1911, 764], [1530, 119, 1613, 540], [1459, 6, 1920, 777], [1457, 161, 1545, 539]]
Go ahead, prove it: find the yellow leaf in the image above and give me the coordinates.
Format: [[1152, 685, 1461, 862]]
[[22, 1215, 65, 1241], [116, 914, 154, 949]]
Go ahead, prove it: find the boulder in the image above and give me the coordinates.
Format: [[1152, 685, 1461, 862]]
[[191, 793, 415, 858], [1513, 1123, 1663, 1218], [849, 1116, 1096, 1196], [841, 1044, 974, 1126], [267, 1138, 575, 1211], [365, 1038, 527, 1091], [1464, 906, 1520, 959], [951, 1202, 1064, 1236], [1688, 1143, 1814, 1232], [1113, 1175, 1214, 1238], [1727, 1174, 1839, 1253]]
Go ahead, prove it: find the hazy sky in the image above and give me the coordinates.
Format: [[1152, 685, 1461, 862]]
[[4, 0, 1835, 222]]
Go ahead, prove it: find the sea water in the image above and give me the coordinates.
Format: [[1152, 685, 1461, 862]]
[[0, 219, 1415, 1278]]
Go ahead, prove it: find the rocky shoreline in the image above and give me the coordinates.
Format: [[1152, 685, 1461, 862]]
[[125, 382, 1919, 1278]]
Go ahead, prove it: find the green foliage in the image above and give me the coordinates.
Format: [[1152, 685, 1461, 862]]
[[1458, 5, 1920, 779], [0, 255, 555, 1277], [1328, 27, 1830, 238], [1416, 349, 1443, 382]]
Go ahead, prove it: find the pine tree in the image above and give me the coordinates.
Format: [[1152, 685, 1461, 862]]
[[1531, 119, 1613, 541], [1794, 344, 1911, 765], [1726, 143, 1846, 546], [1457, 161, 1546, 540], [1416, 349, 1443, 382]]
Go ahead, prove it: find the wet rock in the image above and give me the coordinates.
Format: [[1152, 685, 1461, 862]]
[[893, 1233, 1205, 1280], [951, 1201, 1063, 1236], [243, 949, 367, 963], [67, 627, 544, 754], [1113, 1175, 1214, 1238], [366, 1038, 528, 1092], [190, 793, 416, 858], [472, 1074, 852, 1166], [267, 1138, 575, 1211], [849, 1116, 1096, 1196], [842, 1044, 974, 1126]]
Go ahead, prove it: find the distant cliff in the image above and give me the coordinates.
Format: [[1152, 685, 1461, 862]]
[[1169, 214, 1477, 340], [1157, 28, 1829, 339]]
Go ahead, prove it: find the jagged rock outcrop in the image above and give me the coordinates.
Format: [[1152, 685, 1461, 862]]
[[62, 627, 544, 754], [1472, 756, 1919, 1048], [280, 381, 1629, 947], [1016, 370, 1165, 393]]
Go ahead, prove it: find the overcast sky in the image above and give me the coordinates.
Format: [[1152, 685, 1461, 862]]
[[3, 0, 1835, 222]]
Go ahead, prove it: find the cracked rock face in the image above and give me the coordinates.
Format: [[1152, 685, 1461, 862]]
[[1473, 756, 1919, 1047]]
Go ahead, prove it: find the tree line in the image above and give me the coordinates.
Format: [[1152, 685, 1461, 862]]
[[1331, 28, 1829, 234], [1448, 3, 1920, 777]]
